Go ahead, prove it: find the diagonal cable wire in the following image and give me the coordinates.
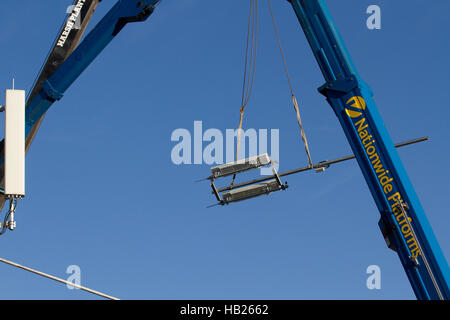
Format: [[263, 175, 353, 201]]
[[0, 257, 119, 300]]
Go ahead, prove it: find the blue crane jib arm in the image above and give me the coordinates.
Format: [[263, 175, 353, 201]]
[[0, 0, 160, 211], [288, 0, 449, 299], [25, 0, 160, 135]]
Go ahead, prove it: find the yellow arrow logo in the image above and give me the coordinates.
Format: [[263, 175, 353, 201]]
[[345, 96, 366, 118]]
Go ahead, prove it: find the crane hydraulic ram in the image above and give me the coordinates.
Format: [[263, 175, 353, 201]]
[[288, 0, 449, 299]]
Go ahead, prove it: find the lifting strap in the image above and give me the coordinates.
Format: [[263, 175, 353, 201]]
[[232, 0, 313, 188], [267, 0, 313, 167], [232, 0, 258, 186]]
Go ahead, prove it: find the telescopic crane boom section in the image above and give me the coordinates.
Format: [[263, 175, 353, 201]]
[[287, 0, 449, 299]]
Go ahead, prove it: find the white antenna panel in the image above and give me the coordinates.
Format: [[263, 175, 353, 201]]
[[5, 89, 25, 197]]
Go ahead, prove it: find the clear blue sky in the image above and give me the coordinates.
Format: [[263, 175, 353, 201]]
[[0, 0, 449, 299]]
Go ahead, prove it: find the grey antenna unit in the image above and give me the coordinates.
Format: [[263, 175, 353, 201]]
[[207, 153, 288, 206]]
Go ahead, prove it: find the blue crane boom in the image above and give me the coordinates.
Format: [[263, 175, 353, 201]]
[[0, 0, 160, 210], [288, 0, 449, 299], [25, 0, 159, 137]]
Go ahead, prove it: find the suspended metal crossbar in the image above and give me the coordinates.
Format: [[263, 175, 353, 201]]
[[205, 137, 428, 204]]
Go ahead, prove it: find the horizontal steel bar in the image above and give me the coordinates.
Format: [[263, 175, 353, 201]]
[[215, 136, 428, 193]]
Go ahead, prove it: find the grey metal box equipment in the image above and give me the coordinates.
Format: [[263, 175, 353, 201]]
[[221, 179, 284, 204], [210, 153, 271, 179]]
